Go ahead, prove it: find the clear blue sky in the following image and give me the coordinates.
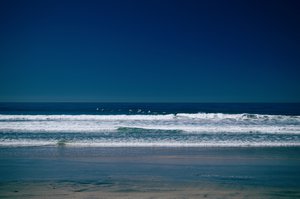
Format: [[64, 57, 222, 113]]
[[0, 0, 299, 102]]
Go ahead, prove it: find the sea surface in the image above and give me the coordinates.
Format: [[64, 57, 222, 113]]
[[1, 103, 300, 198], [0, 103, 300, 147]]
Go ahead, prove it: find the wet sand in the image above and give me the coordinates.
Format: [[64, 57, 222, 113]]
[[2, 181, 300, 199], [1, 147, 300, 198]]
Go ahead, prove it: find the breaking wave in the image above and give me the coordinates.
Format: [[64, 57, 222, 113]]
[[1, 113, 300, 147]]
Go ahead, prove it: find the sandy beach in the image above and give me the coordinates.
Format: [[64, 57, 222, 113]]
[[1, 147, 300, 198], [2, 180, 298, 199]]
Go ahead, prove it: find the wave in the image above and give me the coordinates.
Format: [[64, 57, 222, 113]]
[[0, 113, 300, 122], [0, 123, 299, 134], [1, 139, 300, 147], [1, 112, 300, 147], [0, 113, 300, 147], [0, 113, 300, 134]]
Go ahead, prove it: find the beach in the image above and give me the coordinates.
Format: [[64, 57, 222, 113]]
[[1, 103, 300, 198], [1, 146, 300, 198], [1, 0, 300, 196], [2, 180, 296, 199]]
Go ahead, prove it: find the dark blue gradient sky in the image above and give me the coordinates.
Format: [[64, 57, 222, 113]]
[[0, 0, 300, 102]]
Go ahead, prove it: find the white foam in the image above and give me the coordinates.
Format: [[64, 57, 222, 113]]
[[0, 113, 300, 134], [67, 142, 300, 147], [0, 121, 118, 133], [0, 139, 55, 147], [0, 113, 299, 123], [1, 139, 300, 147], [119, 125, 300, 134], [1, 122, 299, 134], [176, 113, 300, 123]]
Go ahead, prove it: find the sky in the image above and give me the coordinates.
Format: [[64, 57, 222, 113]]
[[0, 0, 300, 102]]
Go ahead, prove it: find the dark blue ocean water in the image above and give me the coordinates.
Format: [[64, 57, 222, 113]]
[[1, 102, 300, 115]]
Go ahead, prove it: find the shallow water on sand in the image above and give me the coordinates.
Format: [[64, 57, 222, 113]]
[[1, 147, 300, 198]]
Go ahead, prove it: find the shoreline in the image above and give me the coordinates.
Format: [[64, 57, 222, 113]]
[[1, 146, 300, 198]]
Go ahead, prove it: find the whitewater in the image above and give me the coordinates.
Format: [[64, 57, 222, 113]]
[[1, 112, 300, 147]]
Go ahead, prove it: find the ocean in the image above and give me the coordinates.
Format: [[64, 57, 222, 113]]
[[1, 103, 300, 198], [0, 103, 300, 147]]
